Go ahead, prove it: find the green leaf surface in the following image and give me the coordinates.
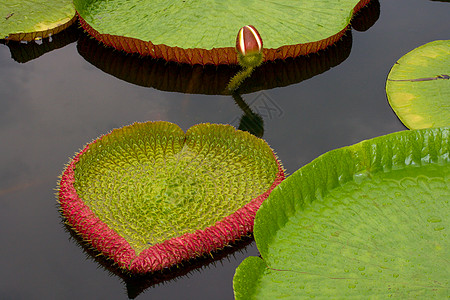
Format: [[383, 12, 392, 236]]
[[0, 0, 75, 40], [386, 40, 450, 129], [234, 127, 450, 299], [74, 0, 363, 50]]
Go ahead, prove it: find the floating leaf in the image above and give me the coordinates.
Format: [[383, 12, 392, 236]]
[[386, 40, 450, 129], [0, 0, 76, 41], [234, 127, 449, 299], [58, 122, 284, 273], [74, 0, 371, 64]]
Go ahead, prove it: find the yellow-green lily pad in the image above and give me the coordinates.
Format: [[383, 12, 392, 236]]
[[386, 40, 450, 129], [1, 0, 76, 41]]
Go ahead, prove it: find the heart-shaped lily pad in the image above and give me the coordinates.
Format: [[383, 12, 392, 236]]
[[234, 127, 449, 299], [74, 0, 371, 64], [386, 40, 450, 129], [58, 121, 284, 273], [1, 0, 76, 41]]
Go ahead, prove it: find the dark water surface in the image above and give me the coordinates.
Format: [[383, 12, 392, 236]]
[[0, 0, 448, 299]]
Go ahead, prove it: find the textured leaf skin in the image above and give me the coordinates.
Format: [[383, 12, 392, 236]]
[[74, 0, 371, 65], [234, 127, 449, 299], [1, 0, 76, 41], [58, 121, 284, 273], [386, 40, 450, 129]]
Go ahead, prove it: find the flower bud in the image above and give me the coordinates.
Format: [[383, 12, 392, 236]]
[[236, 25, 263, 56]]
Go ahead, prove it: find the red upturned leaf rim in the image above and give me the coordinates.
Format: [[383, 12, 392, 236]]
[[77, 0, 371, 65], [58, 129, 285, 274]]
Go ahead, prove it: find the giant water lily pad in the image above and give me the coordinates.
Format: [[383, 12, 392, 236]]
[[234, 127, 449, 299], [1, 0, 76, 41], [74, 0, 371, 64], [58, 121, 284, 273], [386, 40, 450, 129]]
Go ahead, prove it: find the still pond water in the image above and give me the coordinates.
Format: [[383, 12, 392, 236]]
[[0, 0, 449, 299]]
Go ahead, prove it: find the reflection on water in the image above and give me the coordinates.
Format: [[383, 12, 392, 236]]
[[0, 24, 80, 63], [77, 31, 353, 95], [231, 92, 265, 137], [63, 221, 254, 299], [351, 0, 381, 32]]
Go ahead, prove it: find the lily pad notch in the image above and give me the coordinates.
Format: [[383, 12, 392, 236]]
[[74, 0, 372, 65], [58, 121, 284, 273]]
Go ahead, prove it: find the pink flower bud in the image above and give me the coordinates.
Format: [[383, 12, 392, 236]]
[[236, 25, 263, 56]]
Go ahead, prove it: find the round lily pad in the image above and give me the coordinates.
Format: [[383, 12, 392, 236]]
[[58, 121, 284, 273], [74, 0, 371, 65], [386, 40, 450, 129], [234, 127, 449, 299], [1, 0, 76, 41]]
